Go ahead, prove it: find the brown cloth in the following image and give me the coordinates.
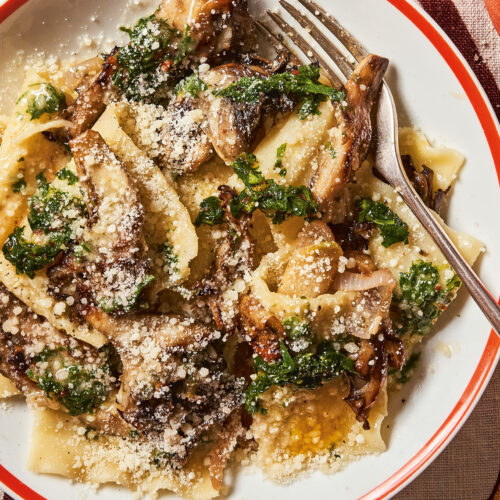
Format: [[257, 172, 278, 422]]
[[395, 366, 500, 499]]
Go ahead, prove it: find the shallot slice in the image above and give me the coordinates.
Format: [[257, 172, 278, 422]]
[[333, 269, 394, 292]]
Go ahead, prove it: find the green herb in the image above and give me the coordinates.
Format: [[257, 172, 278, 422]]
[[56, 167, 79, 185], [390, 352, 421, 383], [274, 143, 287, 177], [158, 242, 179, 275], [196, 154, 318, 226], [73, 242, 91, 261], [33, 346, 66, 363], [3, 173, 86, 278], [357, 198, 409, 247], [396, 260, 461, 335], [174, 26, 195, 64], [283, 317, 310, 340], [245, 339, 356, 415], [17, 157, 25, 163], [28, 172, 85, 234], [26, 348, 111, 416], [214, 65, 346, 119], [99, 274, 155, 313], [194, 195, 225, 227], [2, 227, 67, 278], [11, 176, 26, 193], [114, 15, 175, 100], [230, 154, 318, 224], [326, 141, 336, 159], [18, 83, 66, 120], [174, 73, 207, 97], [129, 429, 140, 439]]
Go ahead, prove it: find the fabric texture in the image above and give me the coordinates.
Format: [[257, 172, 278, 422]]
[[418, 0, 500, 119]]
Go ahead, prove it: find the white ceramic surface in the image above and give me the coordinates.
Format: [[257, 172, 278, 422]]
[[0, 0, 498, 498]]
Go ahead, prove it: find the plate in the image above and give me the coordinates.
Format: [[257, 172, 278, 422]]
[[0, 0, 498, 498]]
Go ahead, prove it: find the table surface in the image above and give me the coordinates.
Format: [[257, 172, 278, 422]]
[[395, 364, 500, 499]]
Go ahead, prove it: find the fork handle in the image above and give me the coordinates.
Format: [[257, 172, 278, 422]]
[[396, 180, 500, 335]]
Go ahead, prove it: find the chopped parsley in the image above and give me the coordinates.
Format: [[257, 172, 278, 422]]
[[173, 26, 195, 65], [159, 242, 179, 275], [395, 260, 461, 335], [26, 348, 112, 416], [274, 143, 287, 177], [11, 176, 26, 193], [213, 64, 345, 120], [283, 316, 312, 352], [56, 167, 79, 185], [195, 195, 225, 227], [230, 154, 318, 224], [18, 82, 66, 120], [113, 16, 196, 100], [326, 141, 336, 159], [196, 154, 318, 225], [2, 172, 86, 278], [357, 198, 409, 247], [174, 73, 207, 97], [245, 339, 356, 415]]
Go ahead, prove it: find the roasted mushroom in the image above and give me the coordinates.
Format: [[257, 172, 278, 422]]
[[157, 0, 258, 58], [0, 284, 129, 436], [195, 185, 254, 333], [311, 54, 389, 216], [48, 130, 152, 315]]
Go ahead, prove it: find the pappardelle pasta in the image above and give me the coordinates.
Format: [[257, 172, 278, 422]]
[[0, 1, 483, 498]]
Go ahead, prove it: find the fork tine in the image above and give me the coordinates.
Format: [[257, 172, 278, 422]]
[[296, 0, 368, 62], [279, 0, 355, 79], [266, 10, 343, 88], [255, 21, 286, 54]]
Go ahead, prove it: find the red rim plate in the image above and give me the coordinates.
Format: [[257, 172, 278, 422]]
[[0, 0, 498, 498]]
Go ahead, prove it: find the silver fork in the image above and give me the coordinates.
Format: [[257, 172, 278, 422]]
[[266, 0, 500, 335]]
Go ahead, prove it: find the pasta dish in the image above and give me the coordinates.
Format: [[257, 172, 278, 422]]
[[0, 0, 483, 497]]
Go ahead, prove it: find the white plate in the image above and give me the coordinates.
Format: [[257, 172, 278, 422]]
[[0, 0, 498, 498]]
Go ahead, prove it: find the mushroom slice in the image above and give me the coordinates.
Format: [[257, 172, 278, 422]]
[[238, 295, 284, 363], [157, 0, 257, 58], [203, 63, 269, 163], [62, 53, 117, 140], [155, 98, 213, 174], [0, 284, 129, 436], [195, 185, 254, 333], [311, 54, 389, 214], [48, 130, 151, 315], [83, 308, 245, 464], [344, 327, 404, 429]]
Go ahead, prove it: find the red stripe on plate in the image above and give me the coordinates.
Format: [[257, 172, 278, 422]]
[[0, 465, 45, 500], [0, 0, 29, 23], [0, 1, 499, 500]]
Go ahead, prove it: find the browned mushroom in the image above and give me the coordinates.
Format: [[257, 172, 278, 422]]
[[238, 295, 284, 363], [48, 130, 152, 315], [311, 54, 389, 216], [157, 0, 257, 58], [62, 53, 117, 140], [195, 185, 254, 333], [0, 284, 130, 436], [82, 307, 245, 464], [344, 326, 404, 429]]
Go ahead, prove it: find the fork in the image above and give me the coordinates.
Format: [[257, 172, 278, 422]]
[[264, 0, 500, 335]]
